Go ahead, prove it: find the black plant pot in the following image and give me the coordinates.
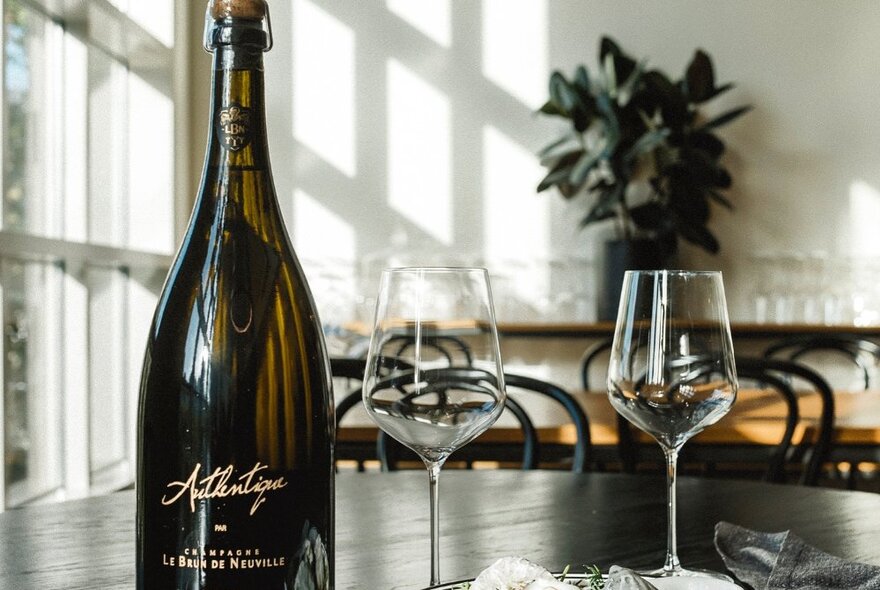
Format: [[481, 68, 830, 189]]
[[599, 238, 677, 321]]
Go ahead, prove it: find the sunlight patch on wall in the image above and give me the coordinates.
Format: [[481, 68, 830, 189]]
[[294, 189, 356, 326], [127, 70, 174, 254], [483, 125, 548, 309], [294, 189, 356, 263], [848, 180, 880, 257], [386, 0, 451, 47], [127, 0, 174, 48], [293, 0, 356, 177], [387, 58, 452, 245], [481, 0, 548, 110]]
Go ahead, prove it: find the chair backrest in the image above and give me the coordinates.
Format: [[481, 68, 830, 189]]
[[579, 338, 637, 470], [381, 334, 474, 366], [331, 357, 373, 471], [377, 370, 592, 473], [763, 334, 880, 390], [741, 357, 835, 486], [334, 359, 545, 471], [617, 356, 834, 485], [580, 338, 614, 390], [331, 357, 368, 425]]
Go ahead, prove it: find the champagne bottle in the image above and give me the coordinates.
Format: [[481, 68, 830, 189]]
[[136, 2, 334, 588]]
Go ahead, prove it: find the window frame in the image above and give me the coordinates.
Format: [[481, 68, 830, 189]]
[[0, 0, 189, 510]]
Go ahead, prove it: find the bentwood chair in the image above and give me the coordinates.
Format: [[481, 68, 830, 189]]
[[764, 334, 880, 487], [580, 338, 639, 471], [377, 370, 592, 473], [381, 334, 474, 366], [614, 356, 835, 485], [333, 359, 544, 471], [763, 334, 880, 390]]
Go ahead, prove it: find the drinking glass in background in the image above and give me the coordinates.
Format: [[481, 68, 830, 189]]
[[607, 270, 738, 579], [362, 267, 506, 586], [751, 252, 880, 326]]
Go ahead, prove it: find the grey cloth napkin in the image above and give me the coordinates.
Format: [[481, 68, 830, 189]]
[[714, 521, 880, 589]]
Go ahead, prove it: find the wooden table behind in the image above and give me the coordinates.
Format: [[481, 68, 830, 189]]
[[3, 471, 880, 589]]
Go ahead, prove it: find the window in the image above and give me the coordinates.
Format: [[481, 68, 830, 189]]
[[0, 0, 185, 509]]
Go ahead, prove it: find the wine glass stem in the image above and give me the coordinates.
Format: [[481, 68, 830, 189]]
[[663, 447, 682, 574], [426, 459, 442, 586]]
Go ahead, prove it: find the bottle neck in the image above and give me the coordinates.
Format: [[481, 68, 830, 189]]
[[206, 45, 270, 170]]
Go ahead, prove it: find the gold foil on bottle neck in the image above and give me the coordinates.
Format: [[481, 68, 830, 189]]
[[210, 0, 266, 20]]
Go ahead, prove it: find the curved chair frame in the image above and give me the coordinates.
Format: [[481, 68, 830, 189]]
[[375, 369, 590, 472], [763, 334, 880, 390], [335, 360, 541, 470], [612, 356, 833, 485], [383, 334, 474, 366]]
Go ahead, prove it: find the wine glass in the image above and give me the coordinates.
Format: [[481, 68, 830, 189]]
[[607, 270, 738, 579], [362, 267, 506, 586]]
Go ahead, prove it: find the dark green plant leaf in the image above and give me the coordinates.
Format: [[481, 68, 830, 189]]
[[641, 70, 688, 128], [629, 202, 665, 230], [624, 129, 669, 163], [569, 149, 605, 187], [538, 100, 567, 117], [595, 92, 621, 153], [705, 82, 734, 101], [537, 152, 580, 192], [537, 168, 572, 193], [538, 134, 578, 159], [582, 185, 624, 226], [677, 220, 720, 254], [671, 186, 711, 225], [617, 60, 645, 106], [558, 182, 579, 198], [685, 49, 715, 103], [600, 36, 637, 87], [549, 71, 577, 114], [574, 65, 592, 96], [689, 131, 725, 159], [572, 105, 592, 133], [702, 105, 752, 129], [708, 189, 734, 210], [713, 167, 732, 189]]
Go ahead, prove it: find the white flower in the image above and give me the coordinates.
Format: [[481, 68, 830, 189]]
[[470, 557, 558, 590]]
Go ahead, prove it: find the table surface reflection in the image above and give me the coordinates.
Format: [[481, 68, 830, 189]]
[[2, 471, 880, 589]]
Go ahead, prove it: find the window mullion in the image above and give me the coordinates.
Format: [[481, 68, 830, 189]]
[[46, 10, 63, 238], [62, 260, 89, 500], [0, 274, 5, 512], [0, 0, 8, 512]]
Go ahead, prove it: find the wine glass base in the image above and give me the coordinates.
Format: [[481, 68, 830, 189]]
[[639, 567, 738, 584]]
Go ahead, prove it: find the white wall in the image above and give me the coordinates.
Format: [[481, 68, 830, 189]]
[[188, 1, 880, 325]]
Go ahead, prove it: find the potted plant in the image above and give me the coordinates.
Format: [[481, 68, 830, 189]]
[[537, 36, 750, 319]]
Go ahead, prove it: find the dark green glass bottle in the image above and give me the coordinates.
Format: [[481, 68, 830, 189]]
[[136, 2, 334, 588]]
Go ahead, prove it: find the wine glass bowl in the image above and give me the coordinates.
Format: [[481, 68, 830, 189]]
[[362, 267, 506, 585], [365, 367, 505, 462], [607, 270, 738, 579]]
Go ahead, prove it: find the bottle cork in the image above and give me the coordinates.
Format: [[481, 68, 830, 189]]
[[210, 0, 267, 20]]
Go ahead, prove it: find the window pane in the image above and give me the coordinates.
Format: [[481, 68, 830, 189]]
[[87, 266, 130, 493], [127, 69, 175, 254], [3, 1, 60, 239], [2, 259, 64, 507], [127, 0, 175, 48], [88, 48, 127, 248]]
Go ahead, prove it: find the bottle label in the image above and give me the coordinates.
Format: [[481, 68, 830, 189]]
[[151, 463, 330, 587], [161, 461, 287, 515], [217, 103, 253, 151]]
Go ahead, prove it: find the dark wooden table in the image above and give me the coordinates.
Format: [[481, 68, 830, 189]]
[[2, 471, 880, 589]]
